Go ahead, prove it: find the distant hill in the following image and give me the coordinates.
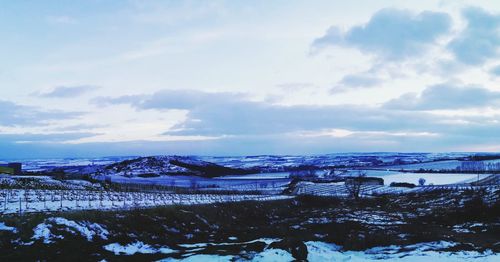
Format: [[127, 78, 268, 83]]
[[100, 156, 252, 178]]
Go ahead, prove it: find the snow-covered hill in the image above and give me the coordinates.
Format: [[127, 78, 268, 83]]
[[200, 153, 473, 172], [98, 156, 251, 178], [12, 152, 500, 178]]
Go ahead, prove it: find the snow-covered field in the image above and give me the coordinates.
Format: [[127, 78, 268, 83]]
[[5, 156, 135, 172], [294, 181, 499, 199], [0, 189, 293, 214], [103, 175, 291, 194], [221, 172, 291, 179], [8, 153, 474, 174], [380, 160, 463, 171], [201, 153, 470, 171], [364, 171, 491, 185], [0, 175, 103, 190], [294, 182, 416, 197]]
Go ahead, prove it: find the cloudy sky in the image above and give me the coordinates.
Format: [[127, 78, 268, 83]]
[[1, 0, 500, 158]]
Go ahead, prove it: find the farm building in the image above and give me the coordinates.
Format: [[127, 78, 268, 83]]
[[0, 163, 22, 175], [345, 176, 384, 186]]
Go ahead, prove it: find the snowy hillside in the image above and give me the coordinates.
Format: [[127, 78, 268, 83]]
[[14, 152, 499, 176], [101, 156, 192, 177], [98, 156, 251, 178], [200, 153, 473, 172]]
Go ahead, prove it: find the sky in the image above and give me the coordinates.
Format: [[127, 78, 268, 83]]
[[1, 0, 500, 158]]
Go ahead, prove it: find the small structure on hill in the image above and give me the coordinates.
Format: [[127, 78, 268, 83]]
[[0, 162, 22, 175]]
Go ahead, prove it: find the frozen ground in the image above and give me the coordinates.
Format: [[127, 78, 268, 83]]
[[0, 175, 102, 190], [303, 241, 499, 262], [155, 240, 500, 261], [8, 216, 498, 262], [0, 192, 498, 261], [32, 217, 109, 243]]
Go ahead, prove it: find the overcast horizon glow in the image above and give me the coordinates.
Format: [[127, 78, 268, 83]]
[[1, 0, 500, 158]]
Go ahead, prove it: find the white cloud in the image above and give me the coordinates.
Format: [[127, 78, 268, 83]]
[[384, 82, 500, 110], [36, 85, 100, 98], [312, 8, 452, 61], [2, 2, 500, 156]]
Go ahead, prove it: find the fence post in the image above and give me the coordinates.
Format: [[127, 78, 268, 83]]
[[60, 190, 64, 209], [19, 192, 22, 215]]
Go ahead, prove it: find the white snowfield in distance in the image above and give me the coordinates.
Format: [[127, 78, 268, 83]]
[[362, 170, 491, 185], [0, 189, 293, 214], [379, 160, 463, 171]]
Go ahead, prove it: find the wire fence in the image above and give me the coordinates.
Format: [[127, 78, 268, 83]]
[[0, 189, 293, 215]]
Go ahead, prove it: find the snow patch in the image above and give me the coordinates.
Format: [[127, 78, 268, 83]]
[[32, 217, 108, 243], [32, 223, 58, 244], [104, 242, 156, 255], [251, 248, 294, 262], [104, 241, 176, 255], [0, 222, 17, 232], [177, 238, 280, 249], [47, 217, 109, 241], [305, 241, 499, 261], [48, 217, 109, 241], [159, 254, 233, 262], [306, 241, 342, 261]]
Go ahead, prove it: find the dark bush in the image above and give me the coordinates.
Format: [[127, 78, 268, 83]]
[[137, 173, 160, 178], [390, 182, 416, 188], [463, 195, 488, 220], [269, 238, 308, 261]]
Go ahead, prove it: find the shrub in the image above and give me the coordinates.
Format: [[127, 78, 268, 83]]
[[390, 182, 416, 188]]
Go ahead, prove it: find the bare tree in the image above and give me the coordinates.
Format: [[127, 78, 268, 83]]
[[459, 161, 486, 172], [345, 171, 367, 200]]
